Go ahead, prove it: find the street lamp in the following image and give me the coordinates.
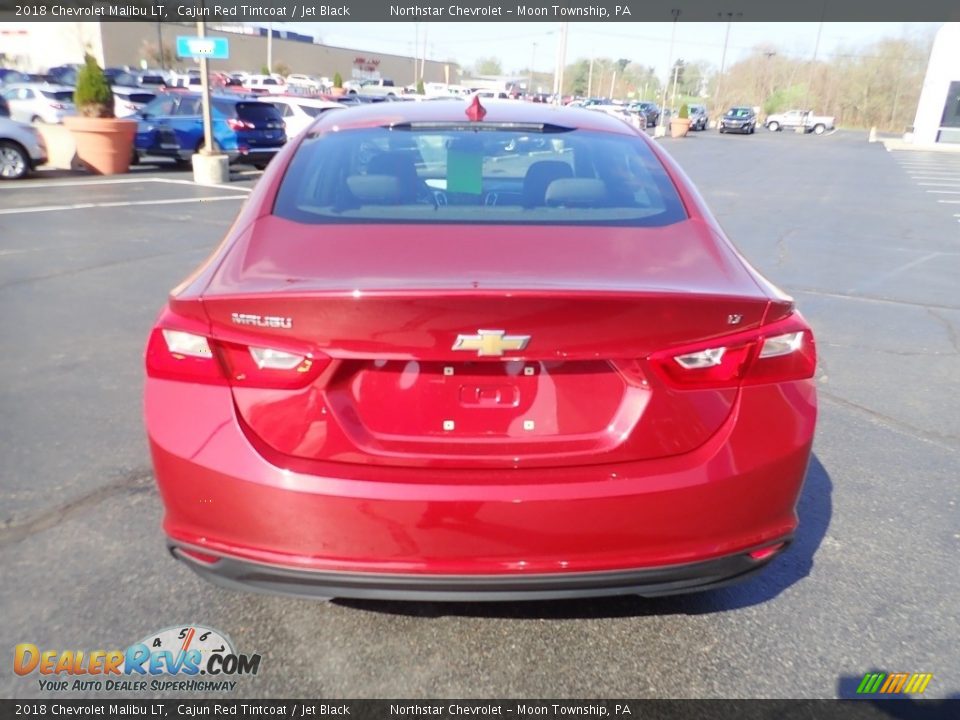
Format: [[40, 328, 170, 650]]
[[714, 11, 742, 118]]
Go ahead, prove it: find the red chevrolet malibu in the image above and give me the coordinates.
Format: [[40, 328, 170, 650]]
[[144, 99, 816, 601]]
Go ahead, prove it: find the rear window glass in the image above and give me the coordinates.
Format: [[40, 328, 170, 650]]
[[236, 102, 283, 122], [41, 90, 74, 102], [300, 105, 339, 118], [274, 126, 687, 227]]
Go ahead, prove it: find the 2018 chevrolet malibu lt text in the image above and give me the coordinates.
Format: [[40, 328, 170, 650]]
[[144, 99, 817, 601]]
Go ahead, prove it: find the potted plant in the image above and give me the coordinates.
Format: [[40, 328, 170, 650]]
[[416, 79, 425, 96], [64, 54, 136, 175], [330, 72, 346, 97], [670, 103, 691, 138]]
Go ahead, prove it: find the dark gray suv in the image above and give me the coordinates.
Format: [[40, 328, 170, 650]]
[[688, 104, 709, 131]]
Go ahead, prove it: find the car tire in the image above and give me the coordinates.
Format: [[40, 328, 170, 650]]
[[0, 140, 30, 180], [31, 115, 44, 124], [767, 121, 780, 132], [130, 147, 140, 166], [719, 127, 725, 134], [813, 124, 826, 135]]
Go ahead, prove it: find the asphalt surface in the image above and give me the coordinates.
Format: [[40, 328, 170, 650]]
[[1, 132, 958, 699]]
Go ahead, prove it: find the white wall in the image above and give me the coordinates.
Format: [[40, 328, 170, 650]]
[[912, 23, 960, 145], [0, 22, 105, 72]]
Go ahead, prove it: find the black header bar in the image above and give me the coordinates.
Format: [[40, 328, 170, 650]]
[[0, 700, 958, 720], [1, 0, 959, 22]]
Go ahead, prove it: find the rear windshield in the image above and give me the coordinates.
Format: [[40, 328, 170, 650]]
[[301, 105, 337, 117], [727, 108, 752, 117], [274, 126, 687, 227], [236, 102, 283, 122], [41, 90, 74, 102]]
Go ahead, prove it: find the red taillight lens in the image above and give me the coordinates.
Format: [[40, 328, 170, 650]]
[[649, 314, 816, 389], [145, 313, 329, 389], [226, 117, 255, 130], [146, 327, 227, 385]]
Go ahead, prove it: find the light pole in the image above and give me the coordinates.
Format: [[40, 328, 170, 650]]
[[657, 9, 680, 135], [156, 22, 165, 72], [266, 22, 272, 74], [529, 42, 537, 94], [714, 12, 741, 117], [587, 54, 594, 97]]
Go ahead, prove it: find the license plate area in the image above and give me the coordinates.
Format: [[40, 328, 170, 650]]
[[329, 359, 630, 451]]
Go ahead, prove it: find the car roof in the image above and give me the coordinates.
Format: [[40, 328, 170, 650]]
[[154, 91, 266, 102], [311, 99, 638, 135], [6, 83, 75, 92], [263, 96, 343, 108]]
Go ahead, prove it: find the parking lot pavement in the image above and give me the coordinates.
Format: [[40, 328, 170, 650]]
[[887, 149, 960, 225], [2, 135, 958, 699]]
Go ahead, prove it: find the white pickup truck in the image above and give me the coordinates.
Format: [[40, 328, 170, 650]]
[[765, 109, 835, 135]]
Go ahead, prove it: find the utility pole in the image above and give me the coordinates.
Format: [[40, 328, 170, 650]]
[[587, 54, 594, 97], [801, 2, 826, 128], [266, 22, 273, 73], [670, 63, 680, 112], [413, 24, 419, 85], [553, 22, 568, 102], [658, 8, 680, 133], [156, 22, 165, 72], [420, 23, 428, 81], [529, 42, 537, 94], [715, 12, 740, 117], [197, 20, 214, 155]]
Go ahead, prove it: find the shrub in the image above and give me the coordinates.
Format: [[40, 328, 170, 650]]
[[73, 54, 114, 118], [678, 103, 689, 120], [416, 79, 425, 95], [333, 72, 343, 89]]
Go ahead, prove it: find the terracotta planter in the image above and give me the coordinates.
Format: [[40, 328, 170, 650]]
[[64, 116, 137, 175], [670, 118, 691, 138], [329, 87, 346, 97]]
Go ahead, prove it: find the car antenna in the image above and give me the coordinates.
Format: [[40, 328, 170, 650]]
[[466, 95, 487, 122]]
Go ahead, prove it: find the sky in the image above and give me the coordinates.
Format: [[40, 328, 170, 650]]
[[277, 22, 938, 79]]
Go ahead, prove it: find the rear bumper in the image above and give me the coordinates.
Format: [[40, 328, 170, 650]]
[[146, 379, 816, 599], [170, 539, 790, 601]]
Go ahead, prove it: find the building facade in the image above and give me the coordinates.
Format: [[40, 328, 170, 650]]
[[912, 23, 960, 145], [1, 22, 457, 87]]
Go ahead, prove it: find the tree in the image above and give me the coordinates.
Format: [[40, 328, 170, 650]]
[[73, 54, 114, 118], [474, 57, 502, 76], [568, 58, 590, 96]]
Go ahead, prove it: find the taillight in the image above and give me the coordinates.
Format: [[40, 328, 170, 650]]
[[145, 312, 329, 389], [227, 117, 255, 130], [648, 314, 816, 389]]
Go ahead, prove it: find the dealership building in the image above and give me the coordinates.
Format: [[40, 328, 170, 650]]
[[911, 22, 960, 145], [0, 22, 458, 86]]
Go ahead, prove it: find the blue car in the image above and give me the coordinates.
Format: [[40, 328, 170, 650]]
[[134, 92, 286, 168]]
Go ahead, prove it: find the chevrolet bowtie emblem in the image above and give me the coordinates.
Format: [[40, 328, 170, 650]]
[[452, 330, 531, 357]]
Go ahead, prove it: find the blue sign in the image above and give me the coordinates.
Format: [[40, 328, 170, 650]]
[[176, 36, 229, 60]]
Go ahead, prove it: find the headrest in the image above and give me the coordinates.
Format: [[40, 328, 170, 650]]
[[346, 175, 404, 204], [544, 178, 607, 207]]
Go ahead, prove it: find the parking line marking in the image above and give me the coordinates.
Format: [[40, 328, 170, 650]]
[[0, 177, 251, 193], [917, 182, 960, 187], [927, 190, 960, 194], [937, 199, 960, 204], [848, 252, 944, 293], [0, 195, 245, 215]]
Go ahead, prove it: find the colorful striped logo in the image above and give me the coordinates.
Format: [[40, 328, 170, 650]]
[[857, 672, 933, 694]]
